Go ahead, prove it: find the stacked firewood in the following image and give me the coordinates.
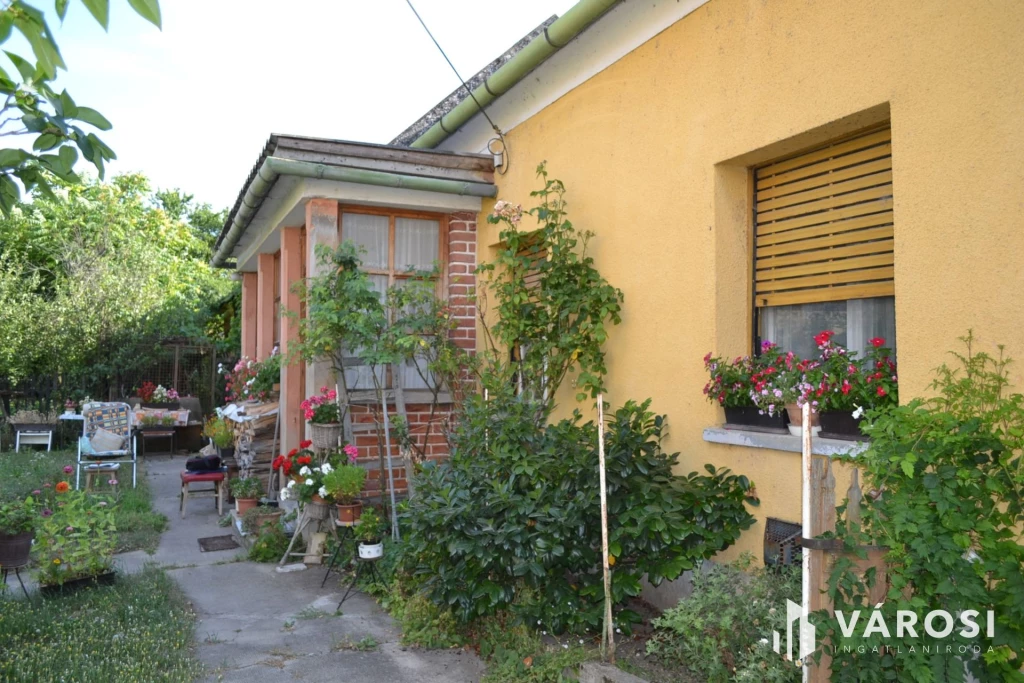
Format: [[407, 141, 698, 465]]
[[225, 401, 279, 489]]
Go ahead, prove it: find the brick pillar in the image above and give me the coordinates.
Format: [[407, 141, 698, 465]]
[[280, 227, 303, 454], [305, 199, 339, 440], [256, 253, 276, 360], [278, 227, 301, 456], [240, 272, 258, 360], [447, 211, 478, 360]]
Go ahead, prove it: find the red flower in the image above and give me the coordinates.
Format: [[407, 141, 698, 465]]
[[814, 330, 835, 346], [877, 386, 887, 397], [841, 381, 851, 395], [298, 455, 312, 466], [288, 448, 298, 457], [299, 439, 312, 449], [869, 337, 885, 348]]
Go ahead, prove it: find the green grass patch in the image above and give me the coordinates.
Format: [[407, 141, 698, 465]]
[[0, 566, 203, 682], [0, 448, 167, 554]]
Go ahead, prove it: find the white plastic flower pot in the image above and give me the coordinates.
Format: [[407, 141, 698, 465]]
[[358, 542, 383, 560]]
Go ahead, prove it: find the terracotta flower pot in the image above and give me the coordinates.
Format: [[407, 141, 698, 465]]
[[235, 497, 258, 514], [251, 510, 283, 532], [785, 403, 821, 437], [336, 502, 363, 525]]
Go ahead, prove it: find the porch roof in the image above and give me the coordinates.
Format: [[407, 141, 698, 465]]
[[212, 134, 496, 269]]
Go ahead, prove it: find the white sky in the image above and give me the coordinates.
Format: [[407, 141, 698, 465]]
[[26, 0, 577, 209]]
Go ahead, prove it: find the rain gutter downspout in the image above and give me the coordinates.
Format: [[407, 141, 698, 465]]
[[210, 157, 497, 267], [410, 0, 622, 150]]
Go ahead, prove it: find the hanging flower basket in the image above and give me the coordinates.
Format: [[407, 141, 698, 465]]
[[306, 500, 330, 520], [310, 423, 341, 450]]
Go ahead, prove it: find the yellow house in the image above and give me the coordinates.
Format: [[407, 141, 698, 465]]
[[389, 0, 1024, 584], [216, 0, 1023, 603]]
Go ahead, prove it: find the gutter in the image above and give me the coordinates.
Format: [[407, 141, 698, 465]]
[[210, 157, 497, 267], [410, 0, 622, 150]]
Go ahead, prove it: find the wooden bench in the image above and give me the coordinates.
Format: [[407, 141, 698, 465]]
[[179, 470, 225, 519]]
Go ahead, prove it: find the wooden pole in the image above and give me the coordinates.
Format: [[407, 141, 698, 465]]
[[597, 393, 614, 662], [801, 402, 812, 683]]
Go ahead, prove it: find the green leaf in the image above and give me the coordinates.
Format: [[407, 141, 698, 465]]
[[56, 0, 70, 20], [127, 0, 162, 28], [81, 0, 111, 29], [59, 144, 77, 169], [0, 149, 27, 168], [4, 51, 37, 82], [33, 133, 60, 151], [900, 459, 915, 478], [74, 106, 112, 131], [0, 13, 14, 42]]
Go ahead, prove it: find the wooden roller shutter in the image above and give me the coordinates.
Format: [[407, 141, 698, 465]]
[[517, 234, 547, 294], [754, 126, 894, 307]]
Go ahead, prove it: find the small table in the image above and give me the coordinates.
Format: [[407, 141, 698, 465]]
[[12, 424, 54, 452], [139, 428, 176, 457]]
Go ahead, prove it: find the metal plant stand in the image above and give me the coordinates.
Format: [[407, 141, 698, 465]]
[[321, 520, 357, 588], [1, 565, 29, 598], [336, 556, 384, 610]]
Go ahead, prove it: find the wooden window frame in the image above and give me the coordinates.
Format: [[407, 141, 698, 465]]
[[339, 205, 449, 295]]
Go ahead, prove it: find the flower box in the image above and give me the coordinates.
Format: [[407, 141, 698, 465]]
[[39, 570, 116, 596], [723, 406, 786, 430], [819, 411, 866, 440]]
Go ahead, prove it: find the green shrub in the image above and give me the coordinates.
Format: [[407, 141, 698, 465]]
[[401, 397, 756, 634], [229, 476, 262, 499], [248, 525, 290, 563], [823, 333, 1024, 681], [34, 490, 117, 586], [646, 555, 801, 682]]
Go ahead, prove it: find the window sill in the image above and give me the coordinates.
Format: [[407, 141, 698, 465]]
[[702, 426, 868, 457]]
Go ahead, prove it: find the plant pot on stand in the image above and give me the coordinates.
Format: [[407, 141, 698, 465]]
[[310, 422, 341, 451], [235, 497, 258, 514], [336, 500, 363, 525], [358, 540, 384, 560], [785, 403, 821, 437]]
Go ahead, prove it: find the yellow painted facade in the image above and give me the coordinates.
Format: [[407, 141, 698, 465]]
[[476, 0, 1024, 560]]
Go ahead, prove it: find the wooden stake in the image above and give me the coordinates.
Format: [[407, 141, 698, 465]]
[[597, 393, 615, 662]]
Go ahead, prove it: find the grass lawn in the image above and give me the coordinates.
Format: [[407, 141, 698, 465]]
[[0, 448, 167, 553], [0, 566, 203, 682]]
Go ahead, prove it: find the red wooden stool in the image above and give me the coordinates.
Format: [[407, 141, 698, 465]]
[[180, 470, 225, 519]]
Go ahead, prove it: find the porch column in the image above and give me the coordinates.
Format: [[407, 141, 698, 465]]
[[279, 227, 304, 453], [256, 253, 276, 360], [304, 199, 339, 439], [240, 272, 258, 360]]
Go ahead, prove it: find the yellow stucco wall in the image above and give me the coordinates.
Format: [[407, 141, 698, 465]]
[[476, 0, 1024, 562]]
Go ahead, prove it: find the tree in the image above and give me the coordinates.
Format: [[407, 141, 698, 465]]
[[154, 188, 227, 252], [0, 0, 161, 214]]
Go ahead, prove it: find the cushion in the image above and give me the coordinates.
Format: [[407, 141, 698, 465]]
[[91, 427, 126, 453], [79, 436, 97, 456]]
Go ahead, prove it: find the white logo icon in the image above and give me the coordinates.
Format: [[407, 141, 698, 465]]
[[773, 599, 816, 663]]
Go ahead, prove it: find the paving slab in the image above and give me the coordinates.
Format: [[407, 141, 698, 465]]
[[141, 455, 484, 682]]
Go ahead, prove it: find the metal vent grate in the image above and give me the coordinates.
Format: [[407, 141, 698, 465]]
[[764, 517, 802, 567]]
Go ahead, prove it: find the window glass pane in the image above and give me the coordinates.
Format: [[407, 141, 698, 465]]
[[342, 213, 388, 269], [400, 352, 433, 390], [395, 218, 439, 271], [760, 296, 896, 361]]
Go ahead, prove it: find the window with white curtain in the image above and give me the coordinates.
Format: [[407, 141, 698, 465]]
[[760, 296, 896, 360], [340, 210, 443, 390]]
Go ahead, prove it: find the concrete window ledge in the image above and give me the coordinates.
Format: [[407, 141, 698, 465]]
[[702, 426, 867, 457]]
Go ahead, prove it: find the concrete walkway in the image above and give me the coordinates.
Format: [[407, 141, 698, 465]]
[[135, 456, 484, 683]]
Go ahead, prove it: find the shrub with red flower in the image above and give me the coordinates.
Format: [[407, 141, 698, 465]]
[[301, 386, 341, 424], [138, 381, 156, 403]]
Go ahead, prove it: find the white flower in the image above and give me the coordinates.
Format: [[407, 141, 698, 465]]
[[287, 480, 296, 488], [313, 467, 321, 473], [305, 478, 314, 486], [320, 462, 333, 474], [280, 488, 291, 500], [318, 486, 328, 498], [760, 638, 769, 645], [299, 466, 311, 476], [852, 405, 865, 419]]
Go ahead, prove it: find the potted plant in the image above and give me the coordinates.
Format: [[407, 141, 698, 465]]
[[703, 350, 785, 429], [302, 386, 341, 450], [203, 415, 235, 459], [322, 445, 365, 524], [34, 485, 117, 592], [230, 477, 263, 513], [812, 334, 898, 439], [0, 496, 37, 570], [63, 398, 77, 415], [746, 342, 822, 436], [355, 506, 385, 560], [222, 356, 277, 404], [139, 414, 170, 431], [250, 349, 281, 401], [241, 504, 283, 535]]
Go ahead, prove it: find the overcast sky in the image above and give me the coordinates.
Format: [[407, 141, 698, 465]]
[[22, 0, 577, 210]]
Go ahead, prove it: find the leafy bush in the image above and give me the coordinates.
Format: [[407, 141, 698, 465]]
[[322, 464, 366, 504], [823, 333, 1024, 681], [229, 476, 262, 500], [647, 555, 801, 682], [401, 397, 756, 633], [34, 490, 117, 585], [0, 496, 37, 534], [248, 525, 290, 563]]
